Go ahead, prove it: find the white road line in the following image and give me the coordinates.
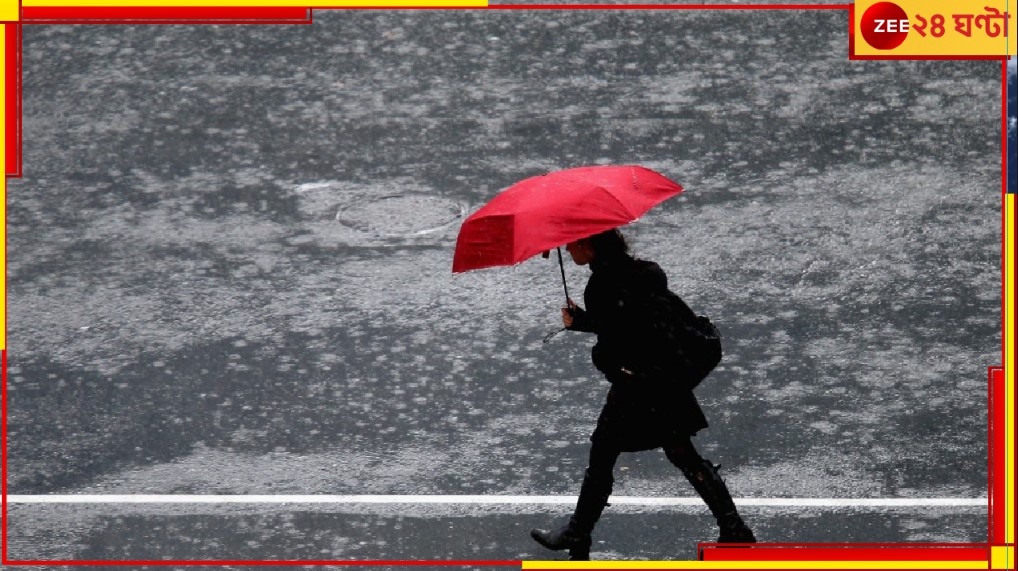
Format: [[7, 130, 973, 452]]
[[4, 495, 987, 507]]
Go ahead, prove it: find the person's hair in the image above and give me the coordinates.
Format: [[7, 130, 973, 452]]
[[589, 228, 630, 261]]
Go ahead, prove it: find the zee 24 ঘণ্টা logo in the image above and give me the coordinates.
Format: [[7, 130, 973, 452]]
[[859, 1, 1010, 51]]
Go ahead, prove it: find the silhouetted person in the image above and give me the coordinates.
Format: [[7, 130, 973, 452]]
[[531, 229, 755, 560]]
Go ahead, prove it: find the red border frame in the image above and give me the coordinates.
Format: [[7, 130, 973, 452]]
[[989, 368, 1007, 544], [697, 544, 992, 562], [4, 23, 19, 177], [2, 3, 1012, 567], [21, 7, 313, 24], [2, 351, 8, 564]]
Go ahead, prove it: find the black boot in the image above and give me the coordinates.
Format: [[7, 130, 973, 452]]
[[530, 469, 612, 560], [530, 525, 593, 560], [679, 458, 756, 544]]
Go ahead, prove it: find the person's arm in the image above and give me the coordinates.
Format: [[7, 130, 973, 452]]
[[563, 298, 596, 332]]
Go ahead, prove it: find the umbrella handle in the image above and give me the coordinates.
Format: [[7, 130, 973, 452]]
[[542, 327, 566, 344], [556, 247, 570, 303]]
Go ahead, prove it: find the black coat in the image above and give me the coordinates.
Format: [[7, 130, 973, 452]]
[[568, 254, 709, 451]]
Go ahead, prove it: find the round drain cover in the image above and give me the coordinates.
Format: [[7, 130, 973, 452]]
[[337, 195, 464, 237]]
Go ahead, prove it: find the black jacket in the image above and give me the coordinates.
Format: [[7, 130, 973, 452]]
[[568, 253, 709, 450], [569, 255, 671, 382]]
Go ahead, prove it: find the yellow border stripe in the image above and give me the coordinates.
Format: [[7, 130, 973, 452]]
[[522, 561, 989, 570], [22, 0, 487, 6], [1006, 194, 1015, 545], [991, 546, 1013, 570], [0, 1, 17, 23]]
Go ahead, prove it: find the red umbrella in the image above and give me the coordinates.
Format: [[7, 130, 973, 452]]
[[452, 165, 683, 288]]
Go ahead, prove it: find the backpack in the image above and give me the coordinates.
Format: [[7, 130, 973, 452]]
[[617, 284, 723, 390]]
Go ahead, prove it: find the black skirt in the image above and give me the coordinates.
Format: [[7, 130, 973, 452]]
[[590, 381, 709, 452]]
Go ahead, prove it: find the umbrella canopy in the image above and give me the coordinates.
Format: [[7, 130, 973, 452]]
[[452, 165, 683, 273]]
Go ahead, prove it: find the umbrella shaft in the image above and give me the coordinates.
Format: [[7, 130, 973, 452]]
[[556, 247, 570, 302]]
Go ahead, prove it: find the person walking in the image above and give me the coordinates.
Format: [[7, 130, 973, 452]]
[[530, 229, 756, 560]]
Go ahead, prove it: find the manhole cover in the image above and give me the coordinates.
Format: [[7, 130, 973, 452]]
[[337, 194, 465, 237]]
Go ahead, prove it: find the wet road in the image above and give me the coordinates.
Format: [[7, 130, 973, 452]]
[[5, 503, 988, 562], [6, 6, 1001, 563]]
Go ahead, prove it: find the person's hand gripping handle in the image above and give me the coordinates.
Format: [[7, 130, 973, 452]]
[[561, 298, 579, 329], [544, 298, 579, 344]]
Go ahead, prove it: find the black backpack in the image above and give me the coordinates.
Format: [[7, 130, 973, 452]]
[[617, 284, 723, 389]]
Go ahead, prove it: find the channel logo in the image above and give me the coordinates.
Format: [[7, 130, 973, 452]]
[[860, 2, 910, 50], [851, 0, 1015, 58]]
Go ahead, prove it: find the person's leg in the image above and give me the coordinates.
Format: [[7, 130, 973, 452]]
[[664, 437, 756, 543], [530, 438, 621, 559]]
